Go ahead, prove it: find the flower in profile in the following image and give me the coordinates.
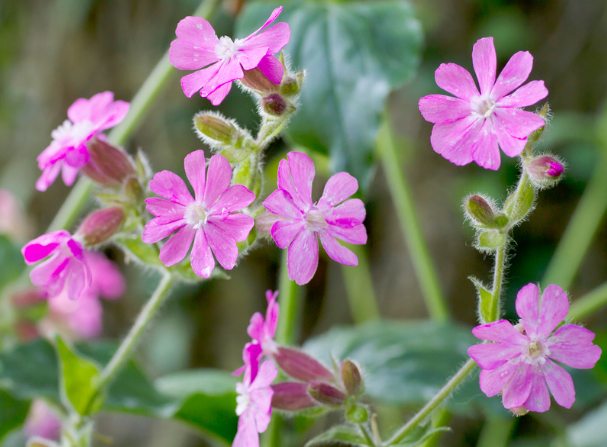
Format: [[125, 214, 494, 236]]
[[36, 92, 129, 191], [169, 7, 290, 105], [468, 283, 602, 413], [22, 231, 91, 301], [262, 152, 367, 285], [419, 37, 548, 170], [142, 151, 255, 277], [234, 351, 277, 447]]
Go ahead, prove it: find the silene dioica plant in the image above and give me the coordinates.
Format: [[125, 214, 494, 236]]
[[0, 2, 605, 447]]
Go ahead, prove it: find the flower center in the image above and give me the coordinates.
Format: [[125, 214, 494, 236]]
[[235, 391, 250, 416], [215, 36, 242, 61], [51, 119, 95, 144], [472, 95, 496, 119], [305, 208, 328, 232], [523, 339, 551, 365], [185, 202, 208, 230]]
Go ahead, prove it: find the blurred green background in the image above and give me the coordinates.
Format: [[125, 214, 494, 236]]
[[1, 0, 607, 446]]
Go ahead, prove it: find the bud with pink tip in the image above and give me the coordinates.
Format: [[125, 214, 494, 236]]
[[81, 138, 135, 188], [525, 155, 565, 189], [271, 382, 317, 411], [262, 93, 291, 117], [341, 359, 364, 396], [77, 207, 125, 246], [274, 347, 334, 383], [307, 382, 347, 407]]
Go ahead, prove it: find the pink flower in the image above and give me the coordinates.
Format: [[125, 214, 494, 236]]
[[419, 37, 548, 170], [24, 400, 61, 441], [142, 151, 255, 277], [37, 92, 129, 191], [169, 7, 290, 105], [233, 352, 277, 447], [43, 251, 125, 339], [468, 284, 602, 413], [22, 231, 91, 301], [262, 152, 367, 285]]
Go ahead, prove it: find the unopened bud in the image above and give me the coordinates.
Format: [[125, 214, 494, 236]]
[[274, 347, 334, 383], [241, 68, 281, 94], [307, 382, 346, 407], [262, 93, 290, 117], [193, 113, 253, 162], [279, 73, 304, 97], [346, 404, 369, 423], [525, 155, 564, 189], [341, 360, 364, 396], [77, 207, 125, 246], [464, 195, 506, 229], [82, 138, 135, 188], [509, 405, 529, 416], [271, 382, 317, 411], [527, 103, 549, 145]]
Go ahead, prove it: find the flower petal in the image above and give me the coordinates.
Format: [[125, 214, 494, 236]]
[[544, 360, 575, 408], [479, 361, 518, 397], [145, 197, 185, 219], [263, 189, 302, 220], [328, 224, 367, 245], [285, 152, 314, 210], [142, 218, 185, 244], [318, 230, 357, 266], [30, 255, 68, 288], [22, 231, 69, 263], [515, 283, 541, 338], [472, 119, 501, 170], [496, 80, 548, 108], [325, 198, 365, 227], [174, 16, 218, 47], [430, 116, 483, 166], [318, 172, 359, 209], [491, 51, 533, 101], [494, 118, 527, 157], [184, 150, 206, 202], [208, 185, 255, 215], [419, 94, 472, 124], [97, 100, 130, 130], [208, 213, 254, 242], [233, 411, 259, 447], [244, 6, 284, 41], [435, 63, 479, 101], [243, 20, 290, 55], [502, 363, 533, 409], [169, 39, 218, 71], [271, 219, 305, 249], [191, 228, 215, 278], [523, 370, 551, 413], [159, 225, 195, 267], [547, 324, 601, 369], [180, 63, 222, 98], [200, 58, 244, 97], [205, 82, 232, 106], [237, 46, 270, 72], [36, 163, 62, 192], [287, 229, 319, 285], [248, 312, 265, 342], [537, 284, 569, 338], [202, 154, 232, 209], [67, 259, 89, 301], [149, 170, 193, 206], [204, 222, 238, 270], [61, 163, 81, 186], [256, 55, 284, 84], [472, 37, 497, 96], [494, 108, 545, 140], [468, 343, 522, 369], [472, 320, 527, 345]]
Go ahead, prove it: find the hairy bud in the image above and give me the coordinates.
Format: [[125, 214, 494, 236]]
[[341, 359, 364, 396], [307, 382, 347, 407], [77, 207, 125, 246], [464, 195, 507, 229], [82, 138, 135, 188], [274, 347, 334, 383], [525, 155, 565, 189], [271, 382, 317, 411], [279, 72, 304, 97], [241, 68, 281, 94], [262, 93, 290, 117], [193, 112, 253, 162]]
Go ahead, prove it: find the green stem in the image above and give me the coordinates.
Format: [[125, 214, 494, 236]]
[[342, 244, 380, 324], [542, 151, 607, 290], [359, 423, 376, 446], [422, 408, 451, 447], [490, 243, 507, 322], [476, 416, 515, 447], [385, 359, 477, 446], [275, 249, 300, 346], [567, 281, 607, 321], [377, 118, 449, 322]]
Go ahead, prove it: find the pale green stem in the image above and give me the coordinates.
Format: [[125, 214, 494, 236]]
[[476, 416, 515, 447], [384, 359, 477, 446], [341, 244, 380, 324], [359, 422, 376, 446], [568, 281, 607, 321], [542, 152, 607, 290], [377, 118, 449, 322], [422, 408, 451, 447], [490, 244, 507, 322]]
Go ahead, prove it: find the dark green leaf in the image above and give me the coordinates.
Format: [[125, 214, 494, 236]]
[[304, 425, 368, 446], [0, 390, 29, 441], [0, 235, 26, 292], [236, 1, 422, 188]]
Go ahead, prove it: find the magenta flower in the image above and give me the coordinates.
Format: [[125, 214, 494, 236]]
[[169, 7, 290, 105], [24, 400, 61, 442], [37, 92, 130, 191], [468, 284, 602, 413], [262, 152, 367, 285], [419, 37, 548, 170], [142, 151, 255, 278], [22, 231, 91, 302], [233, 352, 277, 447]]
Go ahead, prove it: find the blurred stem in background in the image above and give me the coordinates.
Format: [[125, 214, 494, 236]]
[[341, 244, 380, 324], [476, 416, 516, 447], [377, 116, 449, 322]]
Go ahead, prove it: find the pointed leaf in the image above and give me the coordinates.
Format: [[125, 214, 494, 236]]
[[469, 276, 493, 324], [0, 390, 29, 441], [305, 425, 369, 447]]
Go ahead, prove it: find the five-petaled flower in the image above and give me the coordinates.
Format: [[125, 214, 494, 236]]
[[142, 151, 255, 278], [262, 152, 367, 285], [419, 37, 548, 170], [22, 231, 91, 302], [468, 283, 602, 413], [37, 92, 129, 191], [169, 6, 290, 105], [233, 350, 277, 447]]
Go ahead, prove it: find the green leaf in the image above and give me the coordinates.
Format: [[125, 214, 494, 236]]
[[0, 235, 26, 292], [469, 276, 493, 324], [156, 369, 239, 445], [304, 425, 368, 446], [236, 1, 422, 188], [115, 234, 163, 267], [55, 336, 102, 416], [388, 426, 451, 446], [476, 230, 506, 250], [503, 180, 535, 224], [0, 390, 29, 441]]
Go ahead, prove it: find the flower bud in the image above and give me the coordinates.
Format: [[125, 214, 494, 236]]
[[341, 359, 363, 396], [241, 68, 281, 94], [77, 207, 125, 246], [271, 382, 317, 411], [307, 382, 347, 407], [509, 405, 529, 416], [525, 155, 564, 189], [194, 113, 240, 145], [193, 113, 253, 162], [527, 103, 549, 145], [274, 347, 334, 383], [82, 138, 135, 188], [262, 93, 290, 117], [464, 195, 506, 229], [279, 72, 304, 97], [346, 404, 369, 423]]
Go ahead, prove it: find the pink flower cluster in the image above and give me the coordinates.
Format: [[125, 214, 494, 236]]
[[169, 7, 290, 105], [262, 152, 367, 285], [37, 92, 129, 191], [419, 37, 548, 170], [142, 151, 255, 278], [469, 284, 601, 413]]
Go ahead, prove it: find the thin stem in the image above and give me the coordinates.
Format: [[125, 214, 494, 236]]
[[359, 423, 376, 446], [385, 359, 477, 446], [275, 249, 300, 346], [476, 416, 515, 447], [542, 152, 607, 290], [377, 118, 449, 322], [342, 244, 380, 324], [567, 281, 607, 321], [490, 244, 507, 322]]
